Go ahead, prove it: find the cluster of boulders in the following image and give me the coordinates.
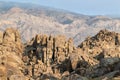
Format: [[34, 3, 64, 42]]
[[0, 28, 120, 80], [79, 29, 120, 79]]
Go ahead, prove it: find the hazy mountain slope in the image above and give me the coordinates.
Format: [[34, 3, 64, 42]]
[[0, 1, 120, 45]]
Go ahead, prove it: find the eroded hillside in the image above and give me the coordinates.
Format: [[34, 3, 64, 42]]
[[0, 28, 120, 80]]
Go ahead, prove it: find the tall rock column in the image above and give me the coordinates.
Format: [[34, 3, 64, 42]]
[[46, 36, 54, 66]]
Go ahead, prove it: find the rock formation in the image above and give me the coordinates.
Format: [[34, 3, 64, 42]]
[[22, 29, 120, 80], [0, 28, 26, 80], [78, 29, 120, 79], [0, 28, 120, 80]]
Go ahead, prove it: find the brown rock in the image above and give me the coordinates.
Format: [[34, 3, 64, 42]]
[[0, 31, 3, 44], [9, 75, 28, 80], [3, 28, 21, 43]]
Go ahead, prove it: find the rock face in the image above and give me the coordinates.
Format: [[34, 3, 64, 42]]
[[0, 28, 25, 80], [0, 28, 120, 80]]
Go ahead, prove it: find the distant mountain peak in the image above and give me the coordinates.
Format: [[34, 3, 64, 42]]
[[9, 7, 24, 13]]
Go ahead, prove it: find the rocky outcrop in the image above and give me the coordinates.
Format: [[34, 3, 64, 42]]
[[79, 29, 120, 58], [21, 29, 120, 80], [78, 29, 120, 79], [22, 32, 100, 80], [0, 28, 25, 80], [0, 28, 120, 80], [21, 29, 115, 80], [23, 34, 74, 79]]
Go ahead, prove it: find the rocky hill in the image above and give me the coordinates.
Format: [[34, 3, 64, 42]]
[[0, 28, 120, 80], [1, 1, 120, 46]]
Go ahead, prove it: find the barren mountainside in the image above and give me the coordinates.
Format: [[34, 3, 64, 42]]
[[0, 1, 120, 46]]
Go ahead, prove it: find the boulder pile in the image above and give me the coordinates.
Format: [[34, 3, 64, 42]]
[[0, 28, 120, 80]]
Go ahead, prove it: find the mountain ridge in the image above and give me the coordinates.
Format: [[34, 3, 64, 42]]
[[0, 1, 120, 46]]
